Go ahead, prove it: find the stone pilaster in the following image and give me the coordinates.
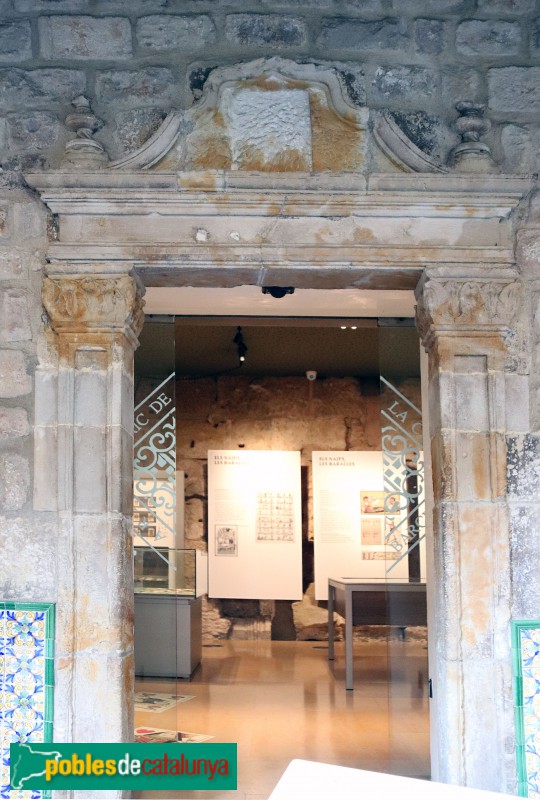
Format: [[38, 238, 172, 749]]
[[37, 268, 144, 797], [415, 268, 520, 793]]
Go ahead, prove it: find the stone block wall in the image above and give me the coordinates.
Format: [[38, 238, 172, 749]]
[[177, 374, 422, 639], [1, 0, 540, 173]]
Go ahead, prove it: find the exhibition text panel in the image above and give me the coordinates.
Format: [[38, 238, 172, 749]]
[[208, 450, 303, 600]]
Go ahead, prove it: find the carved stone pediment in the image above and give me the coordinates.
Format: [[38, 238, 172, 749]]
[[108, 58, 447, 175]]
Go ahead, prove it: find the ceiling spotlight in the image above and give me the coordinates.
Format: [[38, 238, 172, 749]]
[[351, 326, 357, 330], [340, 325, 347, 330], [261, 286, 295, 299], [233, 326, 248, 365]]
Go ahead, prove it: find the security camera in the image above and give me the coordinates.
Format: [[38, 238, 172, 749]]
[[306, 370, 317, 381]]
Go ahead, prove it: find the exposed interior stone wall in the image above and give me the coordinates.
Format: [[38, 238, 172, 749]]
[[177, 374, 423, 640]]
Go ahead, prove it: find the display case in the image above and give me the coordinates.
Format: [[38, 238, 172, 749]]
[[134, 548, 202, 679], [134, 547, 196, 596]]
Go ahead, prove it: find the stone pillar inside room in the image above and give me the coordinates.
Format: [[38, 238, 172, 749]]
[[36, 268, 144, 764], [416, 268, 520, 792]]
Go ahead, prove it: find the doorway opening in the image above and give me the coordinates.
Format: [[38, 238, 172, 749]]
[[132, 286, 430, 798]]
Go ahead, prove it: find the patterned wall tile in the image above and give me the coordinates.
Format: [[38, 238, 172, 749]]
[[0, 603, 54, 800], [513, 621, 540, 798]]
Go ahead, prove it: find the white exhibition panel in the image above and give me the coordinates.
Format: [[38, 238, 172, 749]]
[[208, 450, 303, 600], [313, 451, 411, 600]]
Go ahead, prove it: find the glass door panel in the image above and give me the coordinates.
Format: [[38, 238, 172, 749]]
[[378, 321, 430, 780]]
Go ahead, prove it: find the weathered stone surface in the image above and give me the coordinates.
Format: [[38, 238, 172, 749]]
[[292, 583, 344, 641], [500, 124, 538, 172], [0, 69, 86, 111], [38, 15, 132, 60], [0, 290, 32, 342], [225, 14, 307, 48], [221, 599, 260, 618], [263, 0, 331, 6], [0, 406, 30, 439], [137, 15, 216, 51], [441, 68, 484, 106], [510, 505, 540, 619], [340, 0, 389, 12], [507, 435, 540, 498], [0, 350, 31, 398], [0, 22, 31, 63], [177, 377, 216, 418], [229, 618, 272, 639], [184, 496, 204, 540], [15, 0, 89, 9], [488, 67, 540, 113], [95, 68, 176, 106], [113, 108, 167, 155], [372, 65, 438, 100], [8, 111, 64, 154], [532, 18, 540, 54], [456, 20, 521, 56], [415, 19, 446, 55], [224, 88, 312, 171], [476, 0, 535, 12], [202, 596, 232, 640], [319, 17, 408, 51], [0, 453, 30, 511], [0, 516, 57, 598]]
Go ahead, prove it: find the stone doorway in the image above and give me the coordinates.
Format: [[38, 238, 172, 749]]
[[26, 57, 532, 794]]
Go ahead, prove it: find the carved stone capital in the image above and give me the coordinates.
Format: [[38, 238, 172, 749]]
[[415, 271, 521, 349], [42, 273, 145, 343]]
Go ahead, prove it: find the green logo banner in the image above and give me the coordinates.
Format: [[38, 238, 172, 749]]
[[10, 743, 237, 791]]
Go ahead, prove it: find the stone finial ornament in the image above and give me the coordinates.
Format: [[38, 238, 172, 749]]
[[448, 101, 498, 174], [62, 95, 109, 169]]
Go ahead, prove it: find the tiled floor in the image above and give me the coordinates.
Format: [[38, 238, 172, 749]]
[[134, 638, 430, 800]]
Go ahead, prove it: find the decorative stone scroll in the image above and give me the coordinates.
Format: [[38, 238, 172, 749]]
[[42, 273, 145, 340]]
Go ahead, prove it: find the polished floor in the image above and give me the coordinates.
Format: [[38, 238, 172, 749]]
[[134, 638, 430, 800]]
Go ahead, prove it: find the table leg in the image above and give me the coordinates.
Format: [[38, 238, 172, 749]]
[[328, 584, 335, 661], [345, 586, 353, 691]]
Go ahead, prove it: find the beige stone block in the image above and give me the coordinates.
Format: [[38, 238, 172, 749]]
[[177, 418, 272, 458], [73, 652, 133, 743], [202, 596, 232, 640], [34, 369, 57, 426], [0, 249, 24, 280], [455, 432, 492, 501], [430, 430, 455, 501], [176, 377, 216, 419], [178, 457, 206, 497], [505, 374, 529, 433], [272, 417, 346, 451], [0, 349, 31, 397], [0, 515, 57, 597], [454, 372, 489, 432], [457, 503, 498, 659], [517, 230, 540, 275], [74, 427, 107, 512], [33, 426, 57, 511], [184, 497, 204, 542], [74, 369, 107, 425], [0, 289, 32, 342], [0, 452, 29, 511], [0, 405, 29, 438]]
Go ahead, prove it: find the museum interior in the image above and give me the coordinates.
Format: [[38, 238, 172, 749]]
[[131, 286, 429, 799]]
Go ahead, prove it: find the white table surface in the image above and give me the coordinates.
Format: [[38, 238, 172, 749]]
[[268, 760, 517, 800]]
